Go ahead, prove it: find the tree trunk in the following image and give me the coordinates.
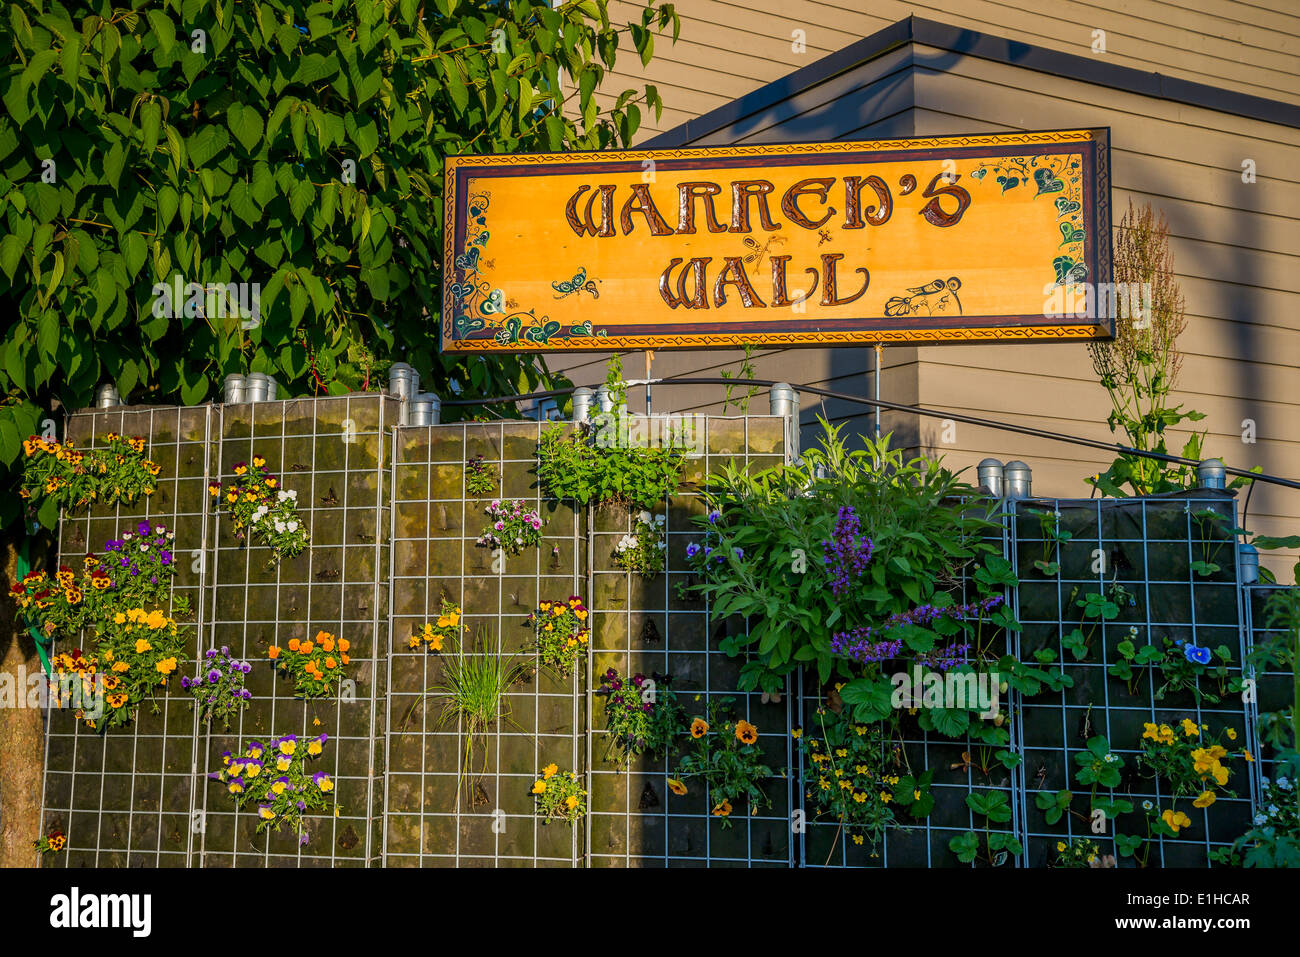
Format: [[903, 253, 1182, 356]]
[[0, 536, 45, 867]]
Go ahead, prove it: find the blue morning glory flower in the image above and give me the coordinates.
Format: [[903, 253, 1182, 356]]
[[1184, 644, 1212, 665]]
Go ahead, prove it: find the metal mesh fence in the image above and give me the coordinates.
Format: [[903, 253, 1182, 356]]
[[1012, 494, 1254, 868], [39, 396, 394, 867], [383, 420, 583, 867], [36, 398, 1280, 868], [39, 405, 214, 867]]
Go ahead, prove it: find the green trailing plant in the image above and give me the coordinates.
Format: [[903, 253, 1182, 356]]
[[534, 422, 686, 510], [1027, 736, 1132, 859], [1107, 626, 1165, 694], [0, 0, 680, 532]]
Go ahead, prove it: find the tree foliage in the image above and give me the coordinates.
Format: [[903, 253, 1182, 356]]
[[0, 0, 679, 528]]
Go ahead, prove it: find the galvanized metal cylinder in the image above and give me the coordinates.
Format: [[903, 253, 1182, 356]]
[[1237, 542, 1260, 585], [408, 395, 431, 427], [264, 377, 279, 401], [571, 387, 595, 424], [94, 384, 122, 408], [388, 362, 417, 425], [1003, 460, 1032, 499], [769, 382, 797, 418], [388, 362, 417, 398], [1197, 458, 1227, 490], [594, 386, 614, 414], [223, 374, 246, 404], [409, 393, 440, 427], [977, 458, 1005, 497], [244, 373, 271, 403]]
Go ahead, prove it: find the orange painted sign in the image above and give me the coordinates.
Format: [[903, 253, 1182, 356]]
[[441, 129, 1112, 352]]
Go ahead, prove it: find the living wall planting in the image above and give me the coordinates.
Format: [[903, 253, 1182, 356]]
[[31, 397, 1290, 867]]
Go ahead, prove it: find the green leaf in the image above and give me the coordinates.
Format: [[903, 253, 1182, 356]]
[[0, 234, 24, 281], [948, 831, 980, 864], [288, 178, 316, 221], [227, 103, 264, 153], [122, 232, 147, 278]]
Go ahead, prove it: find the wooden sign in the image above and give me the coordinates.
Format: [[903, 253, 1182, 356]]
[[441, 129, 1112, 352]]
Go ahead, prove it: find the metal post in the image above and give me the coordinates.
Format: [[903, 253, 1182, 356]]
[[873, 342, 883, 440], [644, 350, 653, 415], [1237, 542, 1260, 585], [978, 458, 1005, 497], [94, 383, 122, 408], [1197, 459, 1227, 490], [408, 392, 439, 426], [769, 382, 799, 459], [1003, 461, 1032, 499], [244, 373, 270, 403], [388, 362, 418, 426], [571, 387, 595, 424], [222, 374, 246, 404]]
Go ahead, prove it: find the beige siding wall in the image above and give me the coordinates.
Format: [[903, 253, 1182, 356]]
[[554, 5, 1300, 576], [600, 0, 1300, 140], [904, 49, 1300, 575]]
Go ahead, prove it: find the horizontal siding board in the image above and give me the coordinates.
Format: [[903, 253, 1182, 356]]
[[560, 10, 1300, 573], [597, 0, 1300, 139], [911, 57, 1300, 165]]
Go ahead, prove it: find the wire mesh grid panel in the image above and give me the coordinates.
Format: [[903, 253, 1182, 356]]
[[797, 513, 1022, 869], [1013, 493, 1254, 868], [1242, 584, 1296, 790], [39, 405, 215, 867], [384, 421, 582, 867], [195, 395, 394, 867], [586, 415, 795, 868]]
